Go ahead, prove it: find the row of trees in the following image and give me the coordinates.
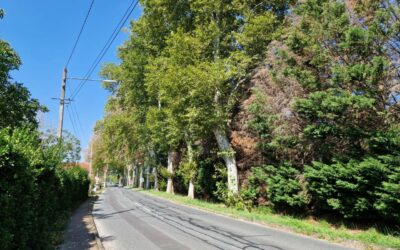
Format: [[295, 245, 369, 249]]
[[0, 9, 89, 249], [93, 0, 399, 223]]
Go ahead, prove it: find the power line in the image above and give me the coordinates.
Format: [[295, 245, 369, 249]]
[[66, 0, 96, 67], [72, 101, 84, 134], [66, 104, 79, 136], [70, 0, 138, 99], [69, 0, 139, 100], [64, 86, 81, 136]]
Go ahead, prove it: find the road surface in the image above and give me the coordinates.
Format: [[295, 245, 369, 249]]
[[93, 188, 353, 250]]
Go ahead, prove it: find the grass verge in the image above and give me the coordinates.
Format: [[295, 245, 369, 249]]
[[139, 189, 399, 250]]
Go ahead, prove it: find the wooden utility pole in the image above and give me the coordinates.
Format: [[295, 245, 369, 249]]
[[89, 141, 93, 177], [57, 67, 67, 139]]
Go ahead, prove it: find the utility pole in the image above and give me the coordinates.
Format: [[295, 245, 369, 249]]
[[87, 141, 94, 195], [57, 67, 67, 139], [89, 141, 93, 177]]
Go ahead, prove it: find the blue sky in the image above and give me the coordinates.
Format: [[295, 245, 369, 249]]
[[1, 1, 142, 159]]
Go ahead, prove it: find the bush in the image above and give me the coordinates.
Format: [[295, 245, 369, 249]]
[[244, 164, 309, 212], [265, 164, 309, 212], [214, 163, 309, 212], [305, 156, 399, 222], [195, 158, 218, 199], [0, 128, 89, 249], [213, 163, 228, 202]]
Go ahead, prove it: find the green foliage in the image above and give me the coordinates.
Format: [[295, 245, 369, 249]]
[[375, 163, 400, 221], [41, 129, 81, 164], [144, 189, 400, 249], [246, 164, 309, 212], [213, 162, 228, 202], [212, 162, 254, 210], [178, 161, 197, 183], [244, 0, 400, 224], [195, 157, 218, 199], [93, 0, 400, 228], [97, 0, 294, 196], [0, 40, 47, 129], [305, 156, 399, 222], [159, 165, 173, 179], [0, 128, 89, 249]]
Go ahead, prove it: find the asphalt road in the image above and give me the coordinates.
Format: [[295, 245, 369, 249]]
[[93, 188, 353, 250]]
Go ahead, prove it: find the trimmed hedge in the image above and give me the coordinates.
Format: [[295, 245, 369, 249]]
[[0, 128, 89, 249]]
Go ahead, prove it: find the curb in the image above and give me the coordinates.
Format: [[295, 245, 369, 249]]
[[89, 195, 105, 250]]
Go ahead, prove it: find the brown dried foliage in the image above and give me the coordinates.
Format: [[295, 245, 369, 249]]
[[231, 41, 311, 172]]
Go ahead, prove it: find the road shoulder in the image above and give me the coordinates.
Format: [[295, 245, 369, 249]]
[[137, 189, 398, 250]]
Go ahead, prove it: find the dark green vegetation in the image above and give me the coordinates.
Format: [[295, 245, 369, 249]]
[[244, 0, 400, 222], [91, 0, 398, 247], [0, 10, 89, 250]]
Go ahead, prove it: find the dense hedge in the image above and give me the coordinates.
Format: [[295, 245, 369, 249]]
[[305, 156, 400, 222], [243, 155, 399, 223], [0, 128, 89, 249], [239, 0, 400, 224]]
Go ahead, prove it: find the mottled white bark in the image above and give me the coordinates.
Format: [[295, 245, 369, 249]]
[[145, 166, 151, 189], [139, 165, 144, 189], [132, 163, 137, 187], [166, 151, 177, 194], [213, 128, 239, 194], [128, 164, 134, 187], [153, 166, 159, 191], [187, 143, 195, 199], [188, 180, 195, 199]]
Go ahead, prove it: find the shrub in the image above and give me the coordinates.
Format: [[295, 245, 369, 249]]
[[0, 128, 89, 249], [244, 164, 309, 212], [264, 164, 309, 212], [305, 156, 399, 222], [213, 163, 228, 202], [195, 158, 218, 199]]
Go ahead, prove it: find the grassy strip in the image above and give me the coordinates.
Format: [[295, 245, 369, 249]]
[[139, 189, 400, 250]]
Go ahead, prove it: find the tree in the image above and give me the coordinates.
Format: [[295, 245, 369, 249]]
[[245, 0, 400, 219], [142, 0, 293, 194], [41, 129, 81, 164], [0, 11, 46, 129], [96, 0, 294, 197], [0, 10, 90, 248]]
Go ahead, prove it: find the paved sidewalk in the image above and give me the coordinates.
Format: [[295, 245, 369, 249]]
[[58, 197, 102, 250]]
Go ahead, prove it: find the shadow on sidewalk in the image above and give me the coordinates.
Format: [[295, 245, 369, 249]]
[[58, 197, 101, 250]]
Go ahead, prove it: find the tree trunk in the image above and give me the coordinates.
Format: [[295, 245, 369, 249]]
[[126, 164, 131, 187], [166, 150, 179, 194], [124, 165, 127, 186], [187, 143, 195, 199], [149, 150, 158, 191], [153, 166, 159, 191], [188, 179, 195, 199], [133, 162, 137, 187], [103, 165, 108, 189], [213, 128, 239, 194], [145, 165, 151, 189], [139, 165, 144, 189]]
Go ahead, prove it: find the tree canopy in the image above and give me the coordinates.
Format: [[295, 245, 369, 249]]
[[95, 0, 399, 223]]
